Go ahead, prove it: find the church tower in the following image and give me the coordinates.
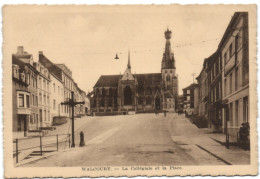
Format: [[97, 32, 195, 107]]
[[161, 28, 178, 96]]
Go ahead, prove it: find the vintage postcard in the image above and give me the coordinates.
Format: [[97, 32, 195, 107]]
[[3, 4, 258, 177]]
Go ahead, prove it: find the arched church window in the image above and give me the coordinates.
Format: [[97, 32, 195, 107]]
[[102, 88, 106, 97], [138, 85, 144, 94], [100, 98, 104, 107], [166, 74, 170, 81], [146, 86, 152, 95], [114, 88, 118, 97], [138, 97, 144, 105], [146, 96, 152, 105], [108, 98, 112, 107], [124, 86, 132, 105], [109, 88, 113, 96], [114, 97, 117, 107]]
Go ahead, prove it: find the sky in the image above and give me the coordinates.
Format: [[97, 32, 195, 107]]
[[4, 5, 243, 94]]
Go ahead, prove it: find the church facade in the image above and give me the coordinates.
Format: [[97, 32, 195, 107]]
[[90, 28, 178, 115]]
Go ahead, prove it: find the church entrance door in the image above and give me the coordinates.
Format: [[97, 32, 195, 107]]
[[155, 97, 160, 109], [124, 86, 132, 105]]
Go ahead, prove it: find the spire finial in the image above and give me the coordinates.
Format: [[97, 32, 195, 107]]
[[127, 50, 131, 70]]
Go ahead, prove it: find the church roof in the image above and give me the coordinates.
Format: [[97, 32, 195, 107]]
[[94, 73, 161, 88], [94, 75, 122, 87], [134, 73, 161, 85]]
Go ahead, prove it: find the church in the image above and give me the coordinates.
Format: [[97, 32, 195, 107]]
[[90, 28, 178, 115]]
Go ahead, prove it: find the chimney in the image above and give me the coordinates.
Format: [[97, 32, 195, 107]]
[[17, 46, 24, 54], [39, 51, 43, 55]]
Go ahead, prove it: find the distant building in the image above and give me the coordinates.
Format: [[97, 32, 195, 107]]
[[50, 72, 66, 118], [220, 12, 249, 138], [182, 83, 198, 115], [196, 58, 209, 124], [90, 28, 179, 115], [39, 52, 72, 117]]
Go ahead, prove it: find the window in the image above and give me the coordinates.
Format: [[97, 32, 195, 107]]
[[26, 95, 30, 108], [32, 95, 34, 106], [35, 96, 38, 106], [230, 73, 232, 94], [30, 114, 33, 124], [230, 102, 233, 126], [58, 86, 60, 95], [43, 95, 46, 105], [53, 83, 55, 92], [187, 96, 190, 101], [219, 57, 222, 73], [214, 63, 216, 77], [219, 82, 221, 99], [43, 80, 46, 90], [235, 100, 239, 126], [44, 110, 46, 121], [47, 82, 49, 92], [18, 94, 24, 107], [229, 43, 233, 59], [32, 75, 34, 88], [35, 77, 37, 88], [53, 100, 56, 110], [224, 79, 227, 97], [187, 90, 190, 94], [224, 53, 227, 64], [47, 96, 50, 105], [243, 97, 248, 122], [39, 93, 42, 105], [39, 77, 42, 88], [235, 67, 238, 90]]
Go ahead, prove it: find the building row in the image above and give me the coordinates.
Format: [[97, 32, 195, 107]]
[[181, 12, 249, 139], [12, 46, 89, 136]]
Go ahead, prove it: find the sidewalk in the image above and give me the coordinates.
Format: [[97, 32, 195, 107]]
[[13, 116, 94, 164], [189, 120, 250, 165]]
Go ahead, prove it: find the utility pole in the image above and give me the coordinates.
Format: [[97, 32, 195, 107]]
[[191, 73, 196, 84], [61, 91, 85, 148]]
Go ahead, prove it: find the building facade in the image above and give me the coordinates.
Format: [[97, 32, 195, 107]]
[[220, 12, 249, 138], [34, 61, 52, 128], [90, 28, 178, 115], [12, 46, 39, 135], [196, 58, 209, 121], [50, 72, 66, 118], [207, 51, 222, 131]]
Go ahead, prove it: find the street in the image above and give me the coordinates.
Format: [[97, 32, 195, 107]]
[[21, 113, 249, 167]]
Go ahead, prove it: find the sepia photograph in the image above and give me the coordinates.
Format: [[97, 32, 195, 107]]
[[2, 4, 257, 177]]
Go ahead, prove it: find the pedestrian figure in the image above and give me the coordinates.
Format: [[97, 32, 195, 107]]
[[239, 123, 249, 150], [164, 111, 166, 117]]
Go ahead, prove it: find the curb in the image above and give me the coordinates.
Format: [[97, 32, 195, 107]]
[[15, 147, 72, 167], [195, 144, 232, 165]]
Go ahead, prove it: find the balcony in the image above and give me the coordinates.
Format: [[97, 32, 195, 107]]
[[17, 107, 31, 115]]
